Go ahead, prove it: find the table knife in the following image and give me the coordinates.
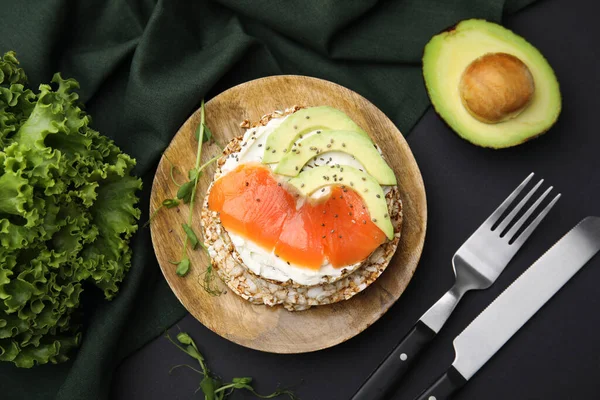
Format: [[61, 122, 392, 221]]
[[415, 216, 600, 400]]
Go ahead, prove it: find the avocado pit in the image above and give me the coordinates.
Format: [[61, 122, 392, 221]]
[[459, 52, 535, 124]]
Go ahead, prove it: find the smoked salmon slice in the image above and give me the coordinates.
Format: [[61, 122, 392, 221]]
[[208, 164, 387, 269]]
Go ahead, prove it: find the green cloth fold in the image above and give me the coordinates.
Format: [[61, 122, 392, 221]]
[[0, 0, 537, 398]]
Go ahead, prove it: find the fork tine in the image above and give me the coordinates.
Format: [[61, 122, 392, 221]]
[[505, 186, 553, 240], [484, 173, 535, 228], [511, 193, 561, 247], [495, 178, 543, 233]]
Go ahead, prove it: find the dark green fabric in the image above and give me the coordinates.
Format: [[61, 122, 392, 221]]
[[0, 0, 537, 398]]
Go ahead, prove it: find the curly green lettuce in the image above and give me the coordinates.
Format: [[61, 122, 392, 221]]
[[0, 51, 142, 368]]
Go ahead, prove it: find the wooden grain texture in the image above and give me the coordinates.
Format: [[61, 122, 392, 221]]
[[150, 75, 427, 353]]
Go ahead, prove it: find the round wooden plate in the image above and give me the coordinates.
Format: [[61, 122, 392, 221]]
[[150, 75, 427, 353]]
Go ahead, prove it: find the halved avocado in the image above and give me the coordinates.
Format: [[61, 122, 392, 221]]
[[423, 19, 561, 148]]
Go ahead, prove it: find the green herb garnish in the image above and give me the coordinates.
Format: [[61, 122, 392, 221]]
[[171, 258, 191, 276], [182, 223, 200, 249], [148, 100, 220, 291], [195, 122, 213, 143], [167, 332, 299, 400], [144, 198, 180, 228], [177, 180, 195, 204]]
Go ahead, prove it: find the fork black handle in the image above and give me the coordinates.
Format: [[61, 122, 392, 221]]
[[351, 321, 436, 400]]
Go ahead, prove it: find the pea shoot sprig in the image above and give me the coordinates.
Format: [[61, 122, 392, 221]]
[[147, 100, 221, 292], [167, 332, 299, 400]]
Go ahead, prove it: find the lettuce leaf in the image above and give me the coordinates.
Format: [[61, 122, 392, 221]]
[[0, 51, 141, 367]]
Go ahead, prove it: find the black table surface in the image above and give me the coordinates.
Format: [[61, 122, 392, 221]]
[[112, 0, 600, 399]]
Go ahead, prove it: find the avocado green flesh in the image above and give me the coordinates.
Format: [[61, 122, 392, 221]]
[[287, 165, 394, 239], [423, 19, 561, 148], [262, 106, 368, 164], [275, 130, 397, 185]]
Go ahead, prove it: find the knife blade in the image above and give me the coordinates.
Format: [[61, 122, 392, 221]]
[[415, 216, 600, 400]]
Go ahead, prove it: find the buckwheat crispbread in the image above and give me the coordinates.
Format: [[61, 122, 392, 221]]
[[201, 109, 403, 311]]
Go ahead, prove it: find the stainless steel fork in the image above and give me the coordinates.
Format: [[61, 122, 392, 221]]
[[352, 173, 561, 400]]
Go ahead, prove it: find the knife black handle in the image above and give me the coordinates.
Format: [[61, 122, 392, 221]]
[[351, 321, 436, 400], [414, 366, 467, 400]]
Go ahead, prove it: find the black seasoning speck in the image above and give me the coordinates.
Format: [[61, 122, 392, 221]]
[[376, 194, 381, 198], [266, 146, 270, 150], [258, 144, 263, 147], [245, 182, 249, 186], [338, 235, 342, 238]]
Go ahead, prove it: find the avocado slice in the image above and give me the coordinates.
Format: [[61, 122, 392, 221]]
[[423, 19, 561, 148], [262, 106, 369, 164], [275, 130, 397, 185], [287, 165, 394, 239]]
